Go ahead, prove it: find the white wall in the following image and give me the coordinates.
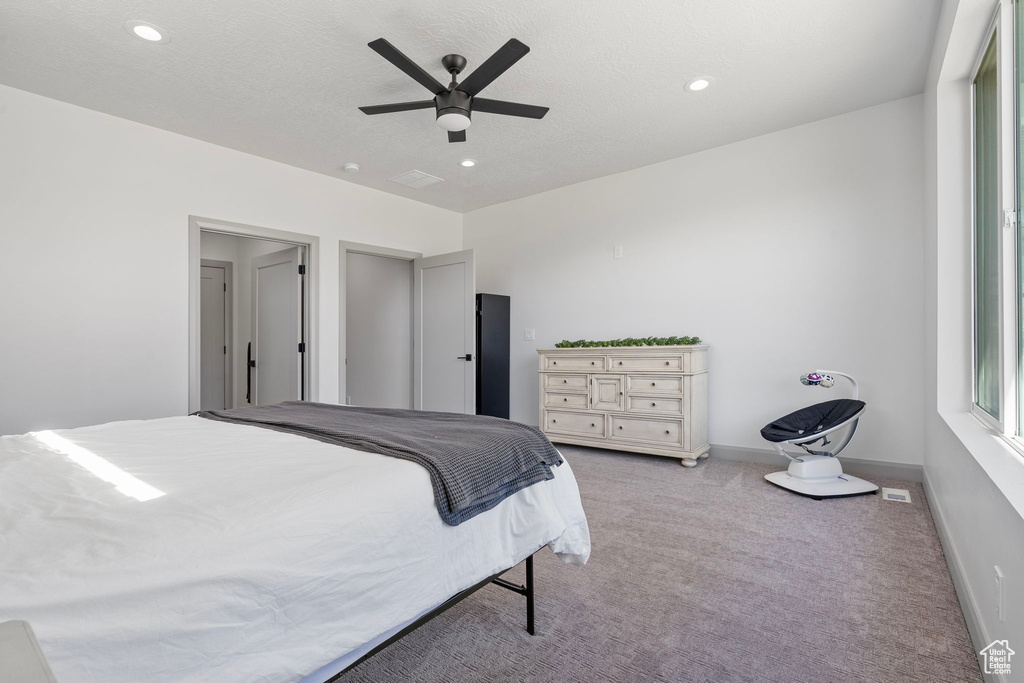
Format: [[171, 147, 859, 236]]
[[924, 0, 1024, 667], [0, 84, 461, 436], [464, 96, 926, 465]]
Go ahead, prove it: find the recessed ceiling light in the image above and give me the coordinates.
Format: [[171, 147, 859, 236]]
[[343, 163, 361, 173], [684, 77, 714, 92], [460, 159, 476, 168], [124, 20, 169, 44]]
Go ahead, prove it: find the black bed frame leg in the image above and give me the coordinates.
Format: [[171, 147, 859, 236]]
[[526, 554, 535, 636], [490, 553, 538, 635]]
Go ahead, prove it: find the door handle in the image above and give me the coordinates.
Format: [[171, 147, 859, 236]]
[[457, 353, 473, 361], [246, 342, 255, 404]]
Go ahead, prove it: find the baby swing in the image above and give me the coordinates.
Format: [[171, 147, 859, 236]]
[[760, 370, 878, 499]]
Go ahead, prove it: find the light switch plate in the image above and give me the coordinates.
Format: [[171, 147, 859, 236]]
[[524, 329, 536, 341], [613, 245, 623, 259]]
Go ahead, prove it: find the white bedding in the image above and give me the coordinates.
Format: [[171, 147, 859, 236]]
[[0, 415, 590, 682]]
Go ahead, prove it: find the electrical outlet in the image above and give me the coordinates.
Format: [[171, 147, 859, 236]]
[[995, 566, 1005, 621], [524, 328, 536, 341], [613, 245, 623, 259]]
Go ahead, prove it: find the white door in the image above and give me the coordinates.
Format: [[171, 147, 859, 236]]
[[200, 264, 228, 410], [346, 252, 414, 408], [251, 247, 304, 405], [414, 250, 475, 413]]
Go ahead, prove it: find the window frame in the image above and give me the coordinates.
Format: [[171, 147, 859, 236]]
[[970, 0, 1021, 442]]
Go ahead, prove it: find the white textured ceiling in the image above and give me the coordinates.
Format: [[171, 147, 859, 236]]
[[0, 0, 939, 213]]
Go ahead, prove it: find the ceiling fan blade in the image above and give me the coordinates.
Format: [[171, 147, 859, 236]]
[[359, 100, 436, 115], [456, 39, 530, 97], [368, 38, 447, 95], [472, 98, 549, 119], [448, 130, 467, 143]]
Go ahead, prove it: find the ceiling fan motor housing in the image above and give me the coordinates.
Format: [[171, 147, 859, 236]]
[[436, 89, 471, 120]]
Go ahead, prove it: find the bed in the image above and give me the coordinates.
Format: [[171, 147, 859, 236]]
[[0, 411, 591, 682]]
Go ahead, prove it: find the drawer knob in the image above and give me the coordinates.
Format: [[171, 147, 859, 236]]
[[665, 430, 670, 435], [563, 380, 567, 384], [591, 361, 595, 365], [618, 426, 623, 430], [651, 382, 656, 386], [552, 419, 556, 423], [591, 423, 595, 427], [563, 398, 568, 402], [652, 402, 657, 407], [618, 361, 623, 365], [665, 361, 670, 365], [552, 361, 557, 365]]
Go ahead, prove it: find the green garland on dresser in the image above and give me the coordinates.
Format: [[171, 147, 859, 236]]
[[554, 336, 701, 348]]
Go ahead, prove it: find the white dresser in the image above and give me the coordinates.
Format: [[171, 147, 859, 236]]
[[537, 345, 709, 467]]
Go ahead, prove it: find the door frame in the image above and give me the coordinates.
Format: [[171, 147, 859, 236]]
[[189, 216, 319, 413], [200, 258, 234, 408], [338, 241, 421, 406]]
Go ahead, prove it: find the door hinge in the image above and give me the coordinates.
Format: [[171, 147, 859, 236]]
[[223, 282, 227, 292], [298, 264, 306, 275], [223, 345, 227, 354], [298, 342, 306, 353]]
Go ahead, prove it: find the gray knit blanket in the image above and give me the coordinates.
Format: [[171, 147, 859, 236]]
[[196, 401, 563, 526]]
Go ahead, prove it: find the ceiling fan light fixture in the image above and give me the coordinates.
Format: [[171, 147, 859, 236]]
[[437, 110, 472, 132], [460, 159, 476, 168]]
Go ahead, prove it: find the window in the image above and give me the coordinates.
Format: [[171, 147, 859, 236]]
[[974, 32, 1000, 421], [970, 1, 1020, 439]]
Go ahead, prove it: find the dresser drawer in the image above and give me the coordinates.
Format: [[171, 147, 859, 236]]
[[544, 392, 589, 409], [627, 374, 683, 394], [543, 355, 607, 371], [545, 410, 607, 438], [610, 415, 683, 447], [609, 355, 683, 372], [625, 395, 684, 416], [544, 373, 589, 391]]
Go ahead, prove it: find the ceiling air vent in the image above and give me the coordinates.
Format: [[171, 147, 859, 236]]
[[388, 170, 443, 189]]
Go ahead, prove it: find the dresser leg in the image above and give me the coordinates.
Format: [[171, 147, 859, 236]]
[[697, 451, 710, 459], [680, 457, 697, 468]]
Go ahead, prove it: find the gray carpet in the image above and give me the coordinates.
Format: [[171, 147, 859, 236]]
[[339, 447, 981, 682]]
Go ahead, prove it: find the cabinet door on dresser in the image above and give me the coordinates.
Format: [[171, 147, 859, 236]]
[[591, 374, 624, 411]]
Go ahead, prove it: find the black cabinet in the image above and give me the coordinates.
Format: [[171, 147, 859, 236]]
[[476, 293, 510, 418]]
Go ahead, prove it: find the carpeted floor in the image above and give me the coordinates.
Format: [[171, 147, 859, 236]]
[[341, 446, 982, 682]]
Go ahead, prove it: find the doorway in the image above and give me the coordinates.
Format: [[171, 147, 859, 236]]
[[189, 217, 318, 413], [340, 242, 420, 409], [340, 243, 476, 414]]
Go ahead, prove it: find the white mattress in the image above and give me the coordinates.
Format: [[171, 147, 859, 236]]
[[0, 415, 590, 682]]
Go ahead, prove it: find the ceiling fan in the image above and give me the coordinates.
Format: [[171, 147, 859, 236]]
[[358, 38, 549, 143]]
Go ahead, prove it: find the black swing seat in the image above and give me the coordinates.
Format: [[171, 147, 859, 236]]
[[760, 398, 866, 443]]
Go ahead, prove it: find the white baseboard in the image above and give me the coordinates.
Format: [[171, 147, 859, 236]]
[[709, 443, 924, 483], [922, 471, 999, 681]]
